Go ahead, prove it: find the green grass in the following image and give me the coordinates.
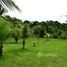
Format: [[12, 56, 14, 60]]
[[0, 38, 67, 67]]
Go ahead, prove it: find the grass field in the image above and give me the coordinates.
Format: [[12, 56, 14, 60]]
[[0, 38, 67, 67]]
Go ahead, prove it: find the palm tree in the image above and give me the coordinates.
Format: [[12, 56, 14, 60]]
[[0, 4, 5, 15], [0, 17, 10, 56], [0, 0, 21, 12], [0, 0, 20, 56], [22, 24, 28, 49]]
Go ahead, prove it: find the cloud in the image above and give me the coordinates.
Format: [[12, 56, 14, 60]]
[[6, 0, 67, 23]]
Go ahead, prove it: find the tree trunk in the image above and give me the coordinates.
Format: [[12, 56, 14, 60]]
[[15, 36, 18, 43], [23, 38, 25, 49], [0, 43, 3, 57]]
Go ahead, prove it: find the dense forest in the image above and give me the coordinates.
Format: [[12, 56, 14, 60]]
[[2, 15, 67, 40]]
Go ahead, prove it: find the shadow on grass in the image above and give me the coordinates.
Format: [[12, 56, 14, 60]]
[[0, 48, 32, 59], [5, 42, 22, 44], [4, 47, 37, 55]]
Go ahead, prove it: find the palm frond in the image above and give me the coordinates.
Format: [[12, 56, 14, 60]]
[[0, 0, 21, 11]]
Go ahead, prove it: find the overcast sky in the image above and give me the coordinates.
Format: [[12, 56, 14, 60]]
[[6, 0, 67, 23]]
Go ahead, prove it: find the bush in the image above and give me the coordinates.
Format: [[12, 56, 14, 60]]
[[59, 32, 67, 39], [32, 25, 45, 38]]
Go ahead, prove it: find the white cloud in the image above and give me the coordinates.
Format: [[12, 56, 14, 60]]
[[6, 0, 67, 23]]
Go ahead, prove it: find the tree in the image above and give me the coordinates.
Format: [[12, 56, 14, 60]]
[[4, 16, 22, 43], [0, 17, 10, 56], [0, 0, 20, 11], [22, 24, 28, 49], [10, 27, 21, 43], [24, 20, 31, 24], [32, 25, 45, 38], [0, 4, 5, 15]]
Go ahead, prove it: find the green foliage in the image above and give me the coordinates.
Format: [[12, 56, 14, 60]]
[[32, 25, 45, 38], [59, 32, 67, 39], [10, 27, 21, 38], [22, 24, 28, 49], [0, 16, 10, 42], [22, 24, 28, 39], [2, 16, 67, 40]]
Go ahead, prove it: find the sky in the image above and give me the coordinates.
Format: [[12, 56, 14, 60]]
[[6, 0, 67, 23]]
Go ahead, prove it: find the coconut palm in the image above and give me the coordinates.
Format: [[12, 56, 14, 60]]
[[0, 0, 20, 11], [22, 24, 28, 49], [0, 4, 5, 15], [0, 0, 20, 56], [0, 17, 10, 56]]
